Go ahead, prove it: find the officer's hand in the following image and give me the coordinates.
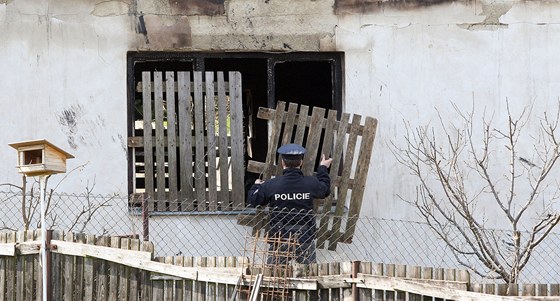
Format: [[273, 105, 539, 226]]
[[254, 179, 265, 185], [320, 154, 333, 168]]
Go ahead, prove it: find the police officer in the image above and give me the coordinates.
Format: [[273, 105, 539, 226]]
[[248, 143, 333, 264]]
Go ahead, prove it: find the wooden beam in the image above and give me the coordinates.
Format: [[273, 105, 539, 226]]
[[355, 274, 541, 301]]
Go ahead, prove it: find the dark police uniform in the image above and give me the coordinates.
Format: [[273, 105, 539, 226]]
[[248, 144, 331, 264]]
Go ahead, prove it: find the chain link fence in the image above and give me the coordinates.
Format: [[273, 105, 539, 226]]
[[0, 188, 559, 284]]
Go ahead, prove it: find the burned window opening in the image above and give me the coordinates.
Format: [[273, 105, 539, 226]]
[[127, 52, 344, 212]]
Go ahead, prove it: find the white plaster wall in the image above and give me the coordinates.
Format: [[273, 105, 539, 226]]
[[336, 1, 560, 228], [0, 1, 132, 195]]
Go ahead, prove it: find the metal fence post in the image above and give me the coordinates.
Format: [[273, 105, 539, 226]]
[[142, 193, 149, 241]]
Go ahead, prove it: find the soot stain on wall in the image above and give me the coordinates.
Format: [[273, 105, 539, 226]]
[[57, 105, 83, 149], [170, 0, 225, 16], [335, 0, 457, 13]]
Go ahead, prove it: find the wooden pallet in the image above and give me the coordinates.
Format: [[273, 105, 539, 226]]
[[240, 101, 378, 250]]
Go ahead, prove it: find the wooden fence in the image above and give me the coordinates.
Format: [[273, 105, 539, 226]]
[[1, 230, 559, 300]]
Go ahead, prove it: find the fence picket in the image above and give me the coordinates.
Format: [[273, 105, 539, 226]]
[[73, 233, 86, 301], [174, 256, 185, 301], [118, 238, 131, 301], [63, 232, 75, 301], [4, 234, 560, 300], [207, 257, 217, 300], [83, 234, 95, 301], [140, 241, 153, 301], [359, 262, 373, 301], [550, 284, 560, 296], [51, 231, 62, 301], [5, 232, 16, 300], [385, 264, 396, 301], [95, 236, 109, 300], [108, 237, 120, 300], [216, 257, 227, 301], [0, 233, 6, 301], [152, 257, 164, 300], [16, 231, 24, 301], [183, 256, 194, 301], [194, 257, 207, 301], [163, 256, 174, 300], [129, 239, 140, 301], [24, 231, 35, 301]]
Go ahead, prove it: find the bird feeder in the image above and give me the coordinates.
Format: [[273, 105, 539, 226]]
[[9, 139, 74, 176]]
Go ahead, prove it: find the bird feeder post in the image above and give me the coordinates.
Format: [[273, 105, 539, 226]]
[[9, 139, 74, 301]]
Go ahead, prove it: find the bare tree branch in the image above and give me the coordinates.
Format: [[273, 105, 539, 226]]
[[392, 101, 560, 283]]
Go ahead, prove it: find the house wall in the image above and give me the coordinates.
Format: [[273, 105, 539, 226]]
[[1, 0, 560, 229]]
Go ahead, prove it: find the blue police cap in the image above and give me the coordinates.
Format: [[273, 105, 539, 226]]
[[277, 143, 306, 156]]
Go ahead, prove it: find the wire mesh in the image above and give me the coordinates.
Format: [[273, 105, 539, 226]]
[[0, 189, 559, 284]]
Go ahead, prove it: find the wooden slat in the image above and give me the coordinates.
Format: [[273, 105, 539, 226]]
[[317, 113, 350, 249], [263, 101, 286, 179], [16, 229, 24, 301], [302, 107, 325, 175], [226, 256, 237, 300], [128, 239, 140, 301], [164, 257, 174, 301], [193, 72, 206, 211], [95, 236, 109, 301], [0, 233, 7, 301], [83, 234, 95, 301], [205, 72, 218, 211], [136, 81, 229, 93], [183, 256, 194, 301], [140, 241, 154, 301], [314, 110, 338, 213], [194, 257, 207, 301], [34, 231, 41, 301], [109, 237, 121, 300], [207, 257, 217, 300], [257, 106, 367, 135], [293, 105, 309, 146], [118, 238, 131, 301], [329, 114, 361, 250], [0, 242, 15, 256], [217, 72, 231, 206], [5, 232, 16, 300], [63, 232, 75, 301], [217, 257, 227, 301], [359, 262, 373, 301], [154, 72, 166, 209], [385, 264, 396, 301], [166, 72, 179, 210], [152, 258, 164, 300], [229, 71, 245, 207], [142, 72, 155, 209], [343, 116, 378, 242], [74, 233, 86, 301], [178, 71, 195, 211], [280, 103, 299, 146], [373, 263, 385, 301], [173, 256, 185, 301], [52, 231, 62, 301]]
